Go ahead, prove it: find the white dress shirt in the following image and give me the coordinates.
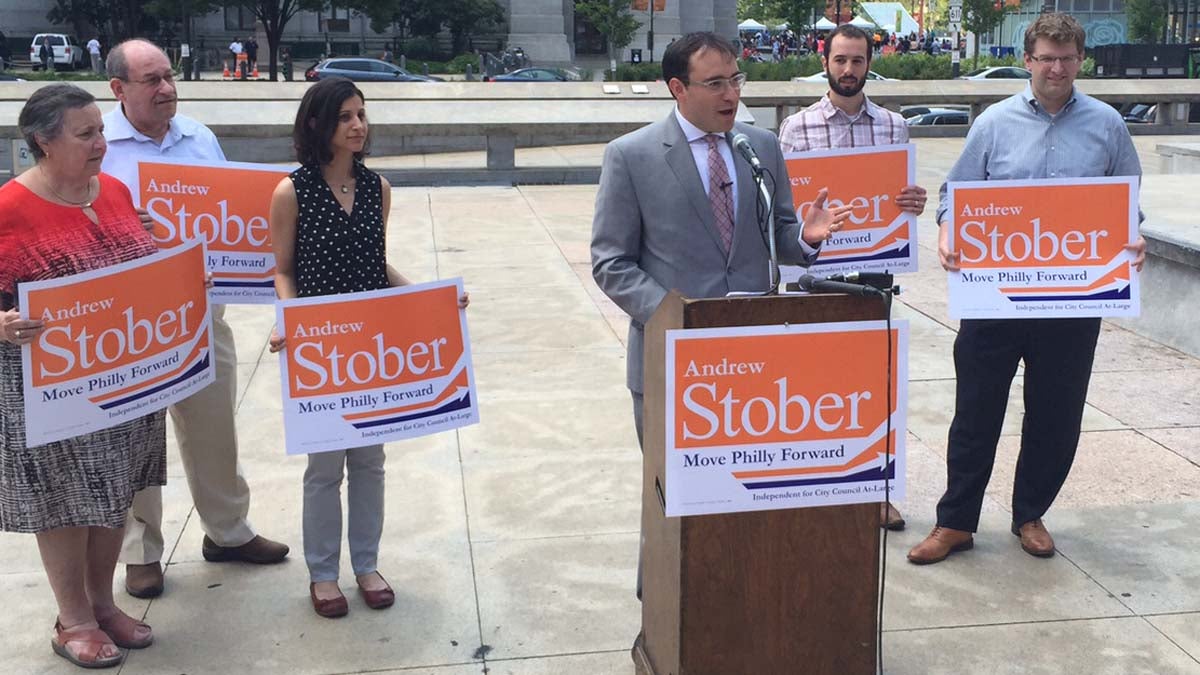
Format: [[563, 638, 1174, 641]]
[[101, 103, 226, 204]]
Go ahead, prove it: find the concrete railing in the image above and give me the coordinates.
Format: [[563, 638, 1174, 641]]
[[0, 79, 1196, 183]]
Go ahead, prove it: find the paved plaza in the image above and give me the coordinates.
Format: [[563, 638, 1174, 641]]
[[2, 136, 1199, 674]]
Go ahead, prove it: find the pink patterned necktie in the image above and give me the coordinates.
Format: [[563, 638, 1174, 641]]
[[705, 134, 735, 254]]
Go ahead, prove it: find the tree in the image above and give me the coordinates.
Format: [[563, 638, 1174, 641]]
[[575, 0, 642, 73], [346, 0, 503, 55], [763, 0, 828, 33], [962, 0, 1015, 61], [47, 0, 149, 42], [225, 0, 327, 81], [1126, 0, 1167, 44]]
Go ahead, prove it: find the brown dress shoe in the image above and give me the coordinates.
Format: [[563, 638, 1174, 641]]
[[357, 573, 395, 610], [125, 562, 164, 599], [1012, 519, 1055, 558], [309, 584, 348, 619], [907, 526, 974, 565], [202, 535, 289, 564], [880, 503, 906, 531]]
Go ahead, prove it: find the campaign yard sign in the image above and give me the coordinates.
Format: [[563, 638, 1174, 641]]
[[783, 145, 917, 281], [276, 279, 478, 455], [947, 177, 1140, 319], [136, 158, 292, 304], [20, 241, 214, 446], [664, 320, 908, 517]]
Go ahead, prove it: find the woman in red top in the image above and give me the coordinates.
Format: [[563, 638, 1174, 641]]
[[0, 84, 166, 669]]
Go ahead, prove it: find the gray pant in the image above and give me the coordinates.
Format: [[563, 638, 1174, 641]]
[[91, 53, 102, 73], [303, 444, 385, 582]]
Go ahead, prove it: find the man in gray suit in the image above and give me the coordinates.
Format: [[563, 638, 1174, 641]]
[[591, 32, 848, 597], [592, 32, 847, 448]]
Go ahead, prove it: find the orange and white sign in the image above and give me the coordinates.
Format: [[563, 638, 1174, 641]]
[[664, 320, 908, 517], [136, 158, 292, 305], [783, 145, 917, 281], [947, 177, 1140, 319], [19, 241, 214, 446], [276, 279, 477, 455]]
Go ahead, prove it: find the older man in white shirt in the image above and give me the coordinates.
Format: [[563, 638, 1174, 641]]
[[102, 38, 288, 599]]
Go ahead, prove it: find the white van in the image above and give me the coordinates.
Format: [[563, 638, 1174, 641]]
[[29, 34, 85, 70]]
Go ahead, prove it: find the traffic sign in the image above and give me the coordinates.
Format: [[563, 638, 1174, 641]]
[[948, 4, 962, 32]]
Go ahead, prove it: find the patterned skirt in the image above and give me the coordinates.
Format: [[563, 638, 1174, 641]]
[[0, 343, 166, 533]]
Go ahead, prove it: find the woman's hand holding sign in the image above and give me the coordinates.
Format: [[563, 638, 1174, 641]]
[[0, 308, 44, 345], [800, 188, 854, 246]]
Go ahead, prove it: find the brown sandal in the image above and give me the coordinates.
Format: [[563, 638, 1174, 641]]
[[96, 609, 153, 649], [51, 620, 124, 669]]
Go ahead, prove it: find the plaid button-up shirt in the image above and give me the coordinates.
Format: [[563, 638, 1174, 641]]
[[778, 94, 908, 153]]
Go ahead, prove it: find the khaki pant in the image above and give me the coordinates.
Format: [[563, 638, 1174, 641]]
[[120, 305, 255, 564]]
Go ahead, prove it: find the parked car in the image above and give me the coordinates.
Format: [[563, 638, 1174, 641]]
[[29, 33, 85, 71], [1122, 103, 1156, 123], [486, 67, 574, 82], [905, 108, 970, 125], [900, 104, 968, 119], [304, 57, 443, 82], [794, 70, 896, 82], [0, 73, 25, 82], [957, 66, 1032, 80]]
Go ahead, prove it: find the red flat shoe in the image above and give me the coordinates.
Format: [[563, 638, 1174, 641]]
[[51, 620, 124, 669], [309, 583, 348, 618], [357, 573, 395, 610]]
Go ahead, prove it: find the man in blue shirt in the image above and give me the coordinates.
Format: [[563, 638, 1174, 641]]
[[907, 14, 1147, 565], [102, 39, 289, 597]]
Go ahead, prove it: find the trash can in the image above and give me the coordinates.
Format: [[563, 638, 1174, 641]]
[[631, 48, 643, 64]]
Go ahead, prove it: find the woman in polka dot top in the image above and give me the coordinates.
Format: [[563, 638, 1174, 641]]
[[266, 77, 468, 619]]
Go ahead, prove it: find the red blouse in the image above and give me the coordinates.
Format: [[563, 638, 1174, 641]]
[[0, 172, 155, 311]]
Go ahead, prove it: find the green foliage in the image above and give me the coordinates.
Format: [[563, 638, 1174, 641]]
[[606, 62, 661, 81], [443, 52, 481, 74], [576, 0, 643, 53], [1126, 0, 1167, 44], [402, 35, 443, 60], [962, 0, 1017, 59], [871, 52, 954, 80], [740, 55, 821, 80]]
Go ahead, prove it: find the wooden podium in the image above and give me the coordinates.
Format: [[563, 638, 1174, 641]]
[[634, 292, 885, 675]]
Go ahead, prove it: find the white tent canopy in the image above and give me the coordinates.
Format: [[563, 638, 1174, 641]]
[[737, 19, 767, 31], [849, 15, 877, 28], [858, 2, 921, 36], [813, 17, 837, 30]]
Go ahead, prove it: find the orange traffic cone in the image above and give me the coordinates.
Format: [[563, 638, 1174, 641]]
[[251, 65, 259, 79], [222, 62, 230, 79]]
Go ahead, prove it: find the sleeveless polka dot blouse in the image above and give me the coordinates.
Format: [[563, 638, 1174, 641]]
[[289, 161, 390, 298]]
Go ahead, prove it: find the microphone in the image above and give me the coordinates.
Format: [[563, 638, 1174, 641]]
[[731, 133, 763, 175], [796, 274, 882, 297], [827, 271, 894, 291]]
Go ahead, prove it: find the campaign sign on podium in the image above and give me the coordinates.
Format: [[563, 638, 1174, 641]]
[[663, 320, 907, 517], [947, 177, 1140, 319], [276, 279, 478, 455], [783, 145, 917, 282], [136, 158, 292, 304]]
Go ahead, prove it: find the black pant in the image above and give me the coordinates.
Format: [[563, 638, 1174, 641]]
[[936, 318, 1101, 532]]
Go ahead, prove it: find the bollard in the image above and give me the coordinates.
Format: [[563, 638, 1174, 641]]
[[192, 58, 201, 81], [465, 63, 474, 81], [400, 54, 406, 70], [422, 62, 429, 76]]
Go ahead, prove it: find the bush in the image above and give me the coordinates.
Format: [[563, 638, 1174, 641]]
[[740, 55, 822, 81], [443, 53, 481, 74], [402, 36, 442, 61], [606, 62, 662, 81], [22, 70, 111, 81]]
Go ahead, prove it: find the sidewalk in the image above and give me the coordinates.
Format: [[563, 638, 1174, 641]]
[[1, 137, 1198, 674]]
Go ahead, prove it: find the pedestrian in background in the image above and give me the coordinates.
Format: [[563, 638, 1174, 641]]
[[87, 37, 102, 73]]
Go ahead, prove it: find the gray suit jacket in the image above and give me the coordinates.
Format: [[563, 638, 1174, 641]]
[[591, 112, 816, 394]]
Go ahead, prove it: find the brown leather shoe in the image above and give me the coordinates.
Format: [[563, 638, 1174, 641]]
[[202, 535, 289, 564], [125, 563, 164, 599], [1012, 519, 1055, 558], [357, 573, 395, 610], [907, 526, 974, 565], [309, 584, 348, 619], [880, 503, 906, 531]]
